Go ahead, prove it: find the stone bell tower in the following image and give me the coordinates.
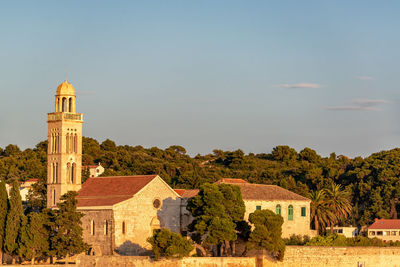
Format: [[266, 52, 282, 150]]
[[47, 79, 83, 208]]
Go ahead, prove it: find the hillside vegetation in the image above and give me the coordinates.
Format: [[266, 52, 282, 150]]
[[1, 137, 400, 227]]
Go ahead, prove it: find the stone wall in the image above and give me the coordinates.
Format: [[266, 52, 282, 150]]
[[113, 177, 181, 255], [265, 246, 400, 267], [77, 246, 400, 267], [244, 200, 312, 238], [80, 209, 114, 255], [77, 255, 257, 267]]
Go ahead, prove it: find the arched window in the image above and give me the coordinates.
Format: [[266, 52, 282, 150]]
[[288, 205, 294, 221], [90, 220, 95, 235], [276, 204, 281, 215], [122, 221, 126, 235], [52, 189, 56, 206], [68, 98, 73, 112], [74, 134, 78, 153], [72, 163, 76, 184], [62, 97, 67, 112], [150, 217, 161, 231], [70, 134, 74, 153], [104, 220, 108, 235], [52, 163, 56, 183], [66, 134, 70, 153], [67, 163, 71, 183], [55, 163, 58, 183]]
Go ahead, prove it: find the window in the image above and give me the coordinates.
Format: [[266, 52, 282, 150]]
[[90, 220, 95, 235], [276, 205, 281, 215], [370, 231, 375, 236], [377, 231, 383, 236], [104, 220, 108, 235], [392, 231, 397, 236], [288, 205, 293, 221], [62, 97, 67, 112], [52, 189, 56, 206], [69, 98, 73, 112], [153, 199, 161, 209], [122, 221, 126, 235], [301, 207, 306, 217], [256, 205, 261, 211], [386, 231, 391, 236], [338, 229, 343, 234], [66, 134, 70, 153]]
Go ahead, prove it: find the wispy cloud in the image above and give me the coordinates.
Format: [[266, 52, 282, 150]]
[[278, 83, 321, 89], [326, 98, 389, 112], [357, 76, 373, 80]]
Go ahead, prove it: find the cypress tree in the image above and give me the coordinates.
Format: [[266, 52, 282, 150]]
[[0, 180, 9, 265], [51, 191, 89, 262], [4, 180, 23, 262], [18, 213, 50, 264]]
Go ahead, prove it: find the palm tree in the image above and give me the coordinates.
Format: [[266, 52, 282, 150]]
[[325, 183, 352, 233], [309, 190, 334, 234]]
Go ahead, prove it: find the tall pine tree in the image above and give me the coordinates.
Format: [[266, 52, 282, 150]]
[[4, 180, 23, 262], [0, 180, 9, 265], [51, 191, 89, 261]]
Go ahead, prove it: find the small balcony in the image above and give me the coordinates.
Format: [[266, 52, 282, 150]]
[[48, 112, 83, 122]]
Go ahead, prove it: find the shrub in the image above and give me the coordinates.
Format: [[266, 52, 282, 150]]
[[148, 229, 193, 260]]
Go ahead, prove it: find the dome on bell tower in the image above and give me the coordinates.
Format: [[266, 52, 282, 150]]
[[56, 80, 75, 96]]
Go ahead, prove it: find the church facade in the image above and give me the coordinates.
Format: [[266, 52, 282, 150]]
[[46, 80, 314, 256]]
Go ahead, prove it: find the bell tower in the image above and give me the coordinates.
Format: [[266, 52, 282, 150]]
[[47, 79, 83, 208]]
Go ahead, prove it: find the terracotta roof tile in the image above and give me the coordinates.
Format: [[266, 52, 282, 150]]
[[369, 219, 400, 230], [237, 184, 309, 201], [181, 189, 200, 198], [214, 178, 248, 184], [174, 189, 185, 196], [77, 175, 157, 207]]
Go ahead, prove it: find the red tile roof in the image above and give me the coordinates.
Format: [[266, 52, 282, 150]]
[[76, 175, 158, 207], [181, 189, 200, 198], [174, 189, 186, 196], [25, 179, 38, 182], [369, 219, 400, 230], [214, 178, 248, 184]]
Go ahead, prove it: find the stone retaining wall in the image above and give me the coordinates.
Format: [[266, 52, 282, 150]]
[[77, 246, 400, 267]]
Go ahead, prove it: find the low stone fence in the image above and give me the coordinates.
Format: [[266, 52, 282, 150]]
[[77, 255, 257, 267], [77, 246, 400, 267]]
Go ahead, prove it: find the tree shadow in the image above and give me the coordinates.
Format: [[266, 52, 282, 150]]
[[115, 240, 150, 256]]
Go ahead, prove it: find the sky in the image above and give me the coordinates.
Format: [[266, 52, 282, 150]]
[[0, 1, 399, 157]]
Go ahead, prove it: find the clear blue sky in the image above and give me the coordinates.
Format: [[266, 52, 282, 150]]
[[1, 1, 399, 157]]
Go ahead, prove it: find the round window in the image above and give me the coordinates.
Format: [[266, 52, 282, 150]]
[[153, 199, 161, 209]]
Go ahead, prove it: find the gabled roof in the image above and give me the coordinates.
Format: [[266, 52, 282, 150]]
[[174, 189, 186, 196], [369, 219, 400, 230], [178, 180, 309, 202], [236, 184, 309, 201], [214, 178, 248, 184], [76, 175, 158, 207]]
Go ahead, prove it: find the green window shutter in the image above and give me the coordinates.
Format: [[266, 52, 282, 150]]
[[256, 205, 261, 210], [301, 207, 306, 217], [288, 205, 293, 221], [276, 204, 281, 215]]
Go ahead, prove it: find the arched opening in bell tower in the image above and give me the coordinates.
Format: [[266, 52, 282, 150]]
[[62, 97, 67, 112], [69, 98, 73, 112]]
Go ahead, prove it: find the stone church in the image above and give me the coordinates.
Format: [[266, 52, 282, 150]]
[[46, 80, 313, 256]]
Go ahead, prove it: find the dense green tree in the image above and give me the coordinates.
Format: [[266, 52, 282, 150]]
[[17, 213, 50, 264], [0, 180, 8, 264], [187, 183, 244, 256], [147, 228, 193, 260], [26, 179, 47, 213], [245, 209, 285, 260], [51, 191, 89, 260], [4, 181, 23, 261]]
